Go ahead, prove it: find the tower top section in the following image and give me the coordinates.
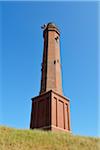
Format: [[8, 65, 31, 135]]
[[41, 22, 60, 37]]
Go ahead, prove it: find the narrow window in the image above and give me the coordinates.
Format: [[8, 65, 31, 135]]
[[54, 60, 56, 64]]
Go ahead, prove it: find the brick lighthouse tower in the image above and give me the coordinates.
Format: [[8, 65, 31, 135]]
[[30, 23, 71, 132]]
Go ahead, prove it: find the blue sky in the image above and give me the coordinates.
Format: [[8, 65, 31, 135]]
[[0, 1, 99, 137]]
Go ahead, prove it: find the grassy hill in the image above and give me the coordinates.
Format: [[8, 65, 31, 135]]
[[0, 126, 99, 150]]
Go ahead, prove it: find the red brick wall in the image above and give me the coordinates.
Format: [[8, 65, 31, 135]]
[[30, 90, 71, 132]]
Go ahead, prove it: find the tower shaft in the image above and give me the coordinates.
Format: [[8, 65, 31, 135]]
[[40, 23, 63, 95]]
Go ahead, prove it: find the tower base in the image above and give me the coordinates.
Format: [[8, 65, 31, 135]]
[[30, 90, 71, 132]]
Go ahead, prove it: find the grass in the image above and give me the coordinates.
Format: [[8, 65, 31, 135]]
[[0, 126, 100, 150]]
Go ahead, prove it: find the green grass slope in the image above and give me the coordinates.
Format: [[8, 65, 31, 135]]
[[0, 126, 100, 150]]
